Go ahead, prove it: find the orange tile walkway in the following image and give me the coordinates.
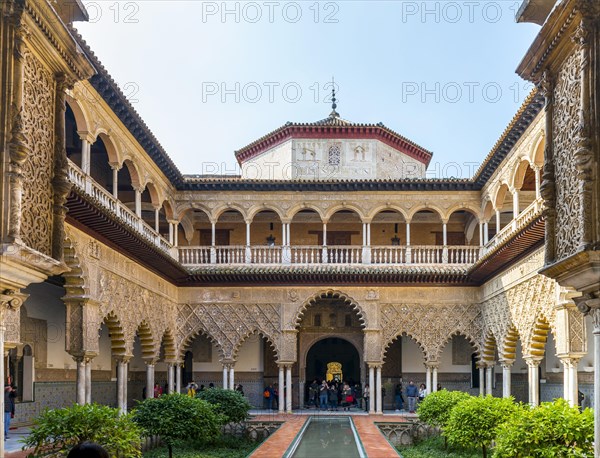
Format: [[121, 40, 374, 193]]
[[249, 413, 408, 457]]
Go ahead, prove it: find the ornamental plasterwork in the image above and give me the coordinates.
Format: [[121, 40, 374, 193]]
[[63, 226, 178, 358], [380, 303, 482, 362], [176, 303, 282, 361], [20, 49, 55, 256], [552, 51, 585, 261]]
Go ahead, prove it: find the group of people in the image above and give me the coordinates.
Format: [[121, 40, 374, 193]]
[[305, 380, 365, 411]]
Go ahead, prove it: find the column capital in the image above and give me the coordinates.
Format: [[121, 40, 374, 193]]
[[109, 161, 122, 171], [77, 131, 95, 144], [524, 356, 543, 367], [424, 360, 439, 369], [367, 362, 383, 369], [499, 359, 515, 369], [114, 354, 133, 364]]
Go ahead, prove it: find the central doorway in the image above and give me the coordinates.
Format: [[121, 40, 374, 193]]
[[306, 337, 360, 384]]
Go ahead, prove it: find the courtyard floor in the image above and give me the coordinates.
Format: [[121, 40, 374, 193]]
[[5, 410, 414, 457]]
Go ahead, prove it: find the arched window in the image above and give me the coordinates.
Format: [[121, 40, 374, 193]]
[[328, 144, 341, 166]]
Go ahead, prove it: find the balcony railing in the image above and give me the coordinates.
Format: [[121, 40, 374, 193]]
[[178, 244, 481, 267], [484, 198, 543, 254], [68, 161, 177, 259]]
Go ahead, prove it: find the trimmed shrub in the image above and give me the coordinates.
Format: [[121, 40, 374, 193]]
[[196, 388, 251, 424], [445, 395, 521, 458], [133, 393, 223, 458], [23, 403, 142, 457], [418, 390, 471, 429], [494, 398, 593, 457]]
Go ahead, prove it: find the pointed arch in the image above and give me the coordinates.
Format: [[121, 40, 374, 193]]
[[293, 290, 368, 328], [160, 328, 177, 361], [102, 311, 127, 357], [500, 325, 519, 362], [178, 328, 225, 362], [383, 332, 427, 362], [62, 235, 89, 298], [480, 332, 497, 365], [433, 330, 483, 364], [527, 315, 552, 359], [232, 330, 280, 361], [135, 320, 157, 360]]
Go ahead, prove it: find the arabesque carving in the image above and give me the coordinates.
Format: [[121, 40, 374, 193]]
[[20, 49, 55, 256]]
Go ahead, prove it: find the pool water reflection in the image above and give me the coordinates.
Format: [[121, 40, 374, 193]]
[[285, 416, 366, 458]]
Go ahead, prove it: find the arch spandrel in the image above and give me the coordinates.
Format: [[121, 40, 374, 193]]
[[176, 302, 281, 361], [380, 303, 482, 362]]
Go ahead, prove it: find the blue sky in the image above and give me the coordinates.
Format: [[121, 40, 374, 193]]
[[76, 1, 541, 178]]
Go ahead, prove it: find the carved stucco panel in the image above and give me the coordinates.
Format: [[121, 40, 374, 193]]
[[176, 303, 282, 362], [20, 50, 55, 256], [380, 303, 482, 362], [552, 50, 584, 260]]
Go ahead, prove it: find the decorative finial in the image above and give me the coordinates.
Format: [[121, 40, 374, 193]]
[[330, 77, 339, 118]]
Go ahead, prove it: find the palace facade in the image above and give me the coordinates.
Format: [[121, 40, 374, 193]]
[[0, 0, 599, 454]]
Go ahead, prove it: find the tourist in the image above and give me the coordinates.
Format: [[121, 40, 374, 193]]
[[436, 383, 442, 392], [342, 383, 353, 411], [308, 379, 319, 408], [67, 442, 109, 458], [199, 384, 205, 392], [4, 384, 16, 441], [186, 381, 197, 397], [153, 383, 163, 398], [208, 382, 215, 389], [363, 383, 370, 412], [354, 383, 362, 409], [235, 384, 244, 396], [405, 381, 418, 413], [394, 383, 404, 412], [418, 383, 427, 403], [328, 382, 338, 411], [263, 384, 274, 410], [319, 380, 328, 410]]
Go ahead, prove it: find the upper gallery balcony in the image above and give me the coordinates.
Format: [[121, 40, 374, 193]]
[[67, 158, 544, 271]]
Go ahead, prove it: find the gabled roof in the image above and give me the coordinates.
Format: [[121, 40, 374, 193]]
[[234, 113, 434, 167]]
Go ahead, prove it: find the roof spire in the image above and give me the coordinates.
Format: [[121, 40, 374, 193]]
[[329, 77, 339, 118]]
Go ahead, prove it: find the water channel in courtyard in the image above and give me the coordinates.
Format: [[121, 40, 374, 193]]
[[284, 416, 367, 458]]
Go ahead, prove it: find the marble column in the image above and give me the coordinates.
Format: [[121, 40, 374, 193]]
[[285, 365, 292, 413], [432, 365, 438, 392], [229, 365, 235, 390], [175, 363, 182, 394], [222, 364, 229, 389], [425, 365, 432, 395], [167, 364, 174, 394], [85, 357, 92, 404], [278, 364, 285, 413], [116, 358, 129, 414], [376, 365, 383, 413], [486, 365, 494, 396], [501, 361, 513, 398], [368, 365, 375, 414], [146, 362, 155, 399], [75, 357, 86, 405], [525, 357, 541, 406], [479, 365, 485, 396]]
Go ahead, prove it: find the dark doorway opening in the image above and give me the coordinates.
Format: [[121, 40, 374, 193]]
[[306, 337, 360, 384]]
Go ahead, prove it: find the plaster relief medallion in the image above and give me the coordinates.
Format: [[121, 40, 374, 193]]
[[231, 291, 241, 299], [206, 201, 217, 209], [366, 289, 379, 301], [87, 240, 101, 259], [288, 289, 299, 302]]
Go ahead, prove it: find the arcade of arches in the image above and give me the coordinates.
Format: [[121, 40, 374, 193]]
[[3, 225, 591, 423]]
